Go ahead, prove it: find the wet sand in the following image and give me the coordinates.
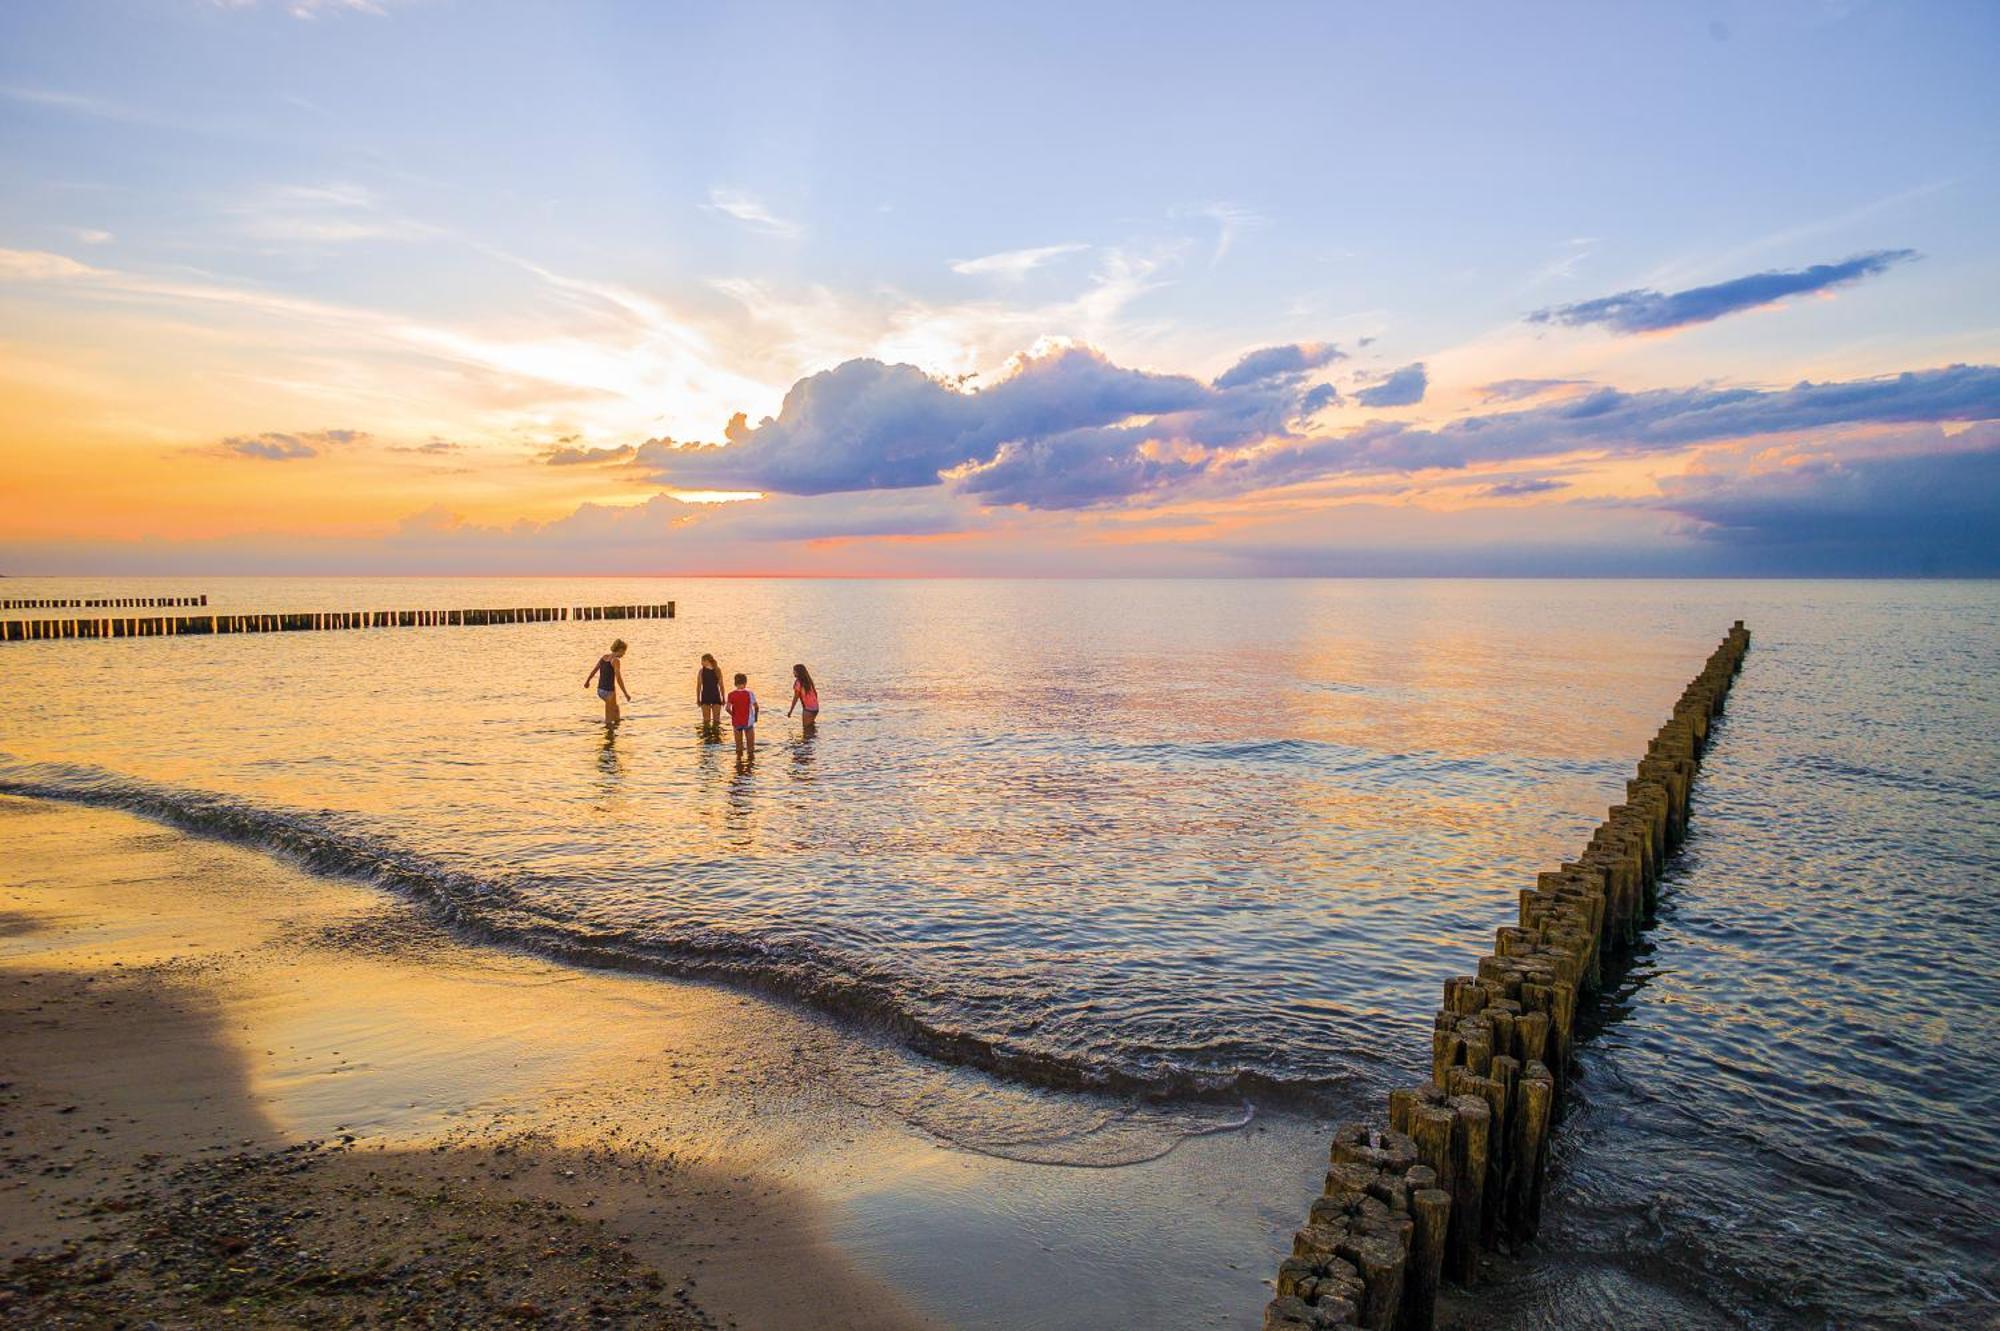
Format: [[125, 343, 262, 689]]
[[0, 795, 1332, 1329], [0, 795, 937, 1329]]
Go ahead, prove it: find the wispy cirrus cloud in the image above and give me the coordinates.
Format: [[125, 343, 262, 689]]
[[230, 182, 439, 245], [0, 247, 95, 280], [1479, 377, 1590, 403], [705, 188, 803, 239], [1529, 249, 1918, 335], [1183, 202, 1262, 266], [707, 243, 1177, 381], [949, 243, 1088, 280], [209, 0, 393, 19]]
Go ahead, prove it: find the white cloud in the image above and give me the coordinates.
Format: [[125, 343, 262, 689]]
[[230, 181, 440, 245], [209, 0, 393, 18], [705, 188, 804, 239], [0, 240, 780, 446], [1185, 202, 1263, 267], [709, 244, 1175, 382], [949, 243, 1088, 280], [0, 247, 99, 280]]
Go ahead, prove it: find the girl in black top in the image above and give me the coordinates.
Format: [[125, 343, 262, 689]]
[[585, 639, 632, 726], [696, 653, 725, 735]]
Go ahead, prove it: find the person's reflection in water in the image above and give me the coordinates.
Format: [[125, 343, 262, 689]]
[[723, 758, 756, 842], [593, 724, 625, 810], [788, 727, 817, 778]]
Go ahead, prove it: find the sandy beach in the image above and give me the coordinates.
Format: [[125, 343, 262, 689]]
[[0, 793, 1330, 1329], [0, 793, 944, 1329]]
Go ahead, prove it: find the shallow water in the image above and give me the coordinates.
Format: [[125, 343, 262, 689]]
[[1, 577, 1995, 1326]]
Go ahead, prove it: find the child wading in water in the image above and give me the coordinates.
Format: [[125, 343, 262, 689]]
[[725, 672, 758, 762], [695, 653, 725, 736], [787, 663, 820, 734], [585, 639, 633, 725]]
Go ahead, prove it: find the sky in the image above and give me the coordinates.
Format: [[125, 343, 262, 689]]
[[1, 0, 1996, 576]]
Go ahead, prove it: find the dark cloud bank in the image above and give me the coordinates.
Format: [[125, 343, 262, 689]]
[[1657, 444, 2000, 575]]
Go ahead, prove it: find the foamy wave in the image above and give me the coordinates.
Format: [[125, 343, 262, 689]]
[[0, 760, 1349, 1110]]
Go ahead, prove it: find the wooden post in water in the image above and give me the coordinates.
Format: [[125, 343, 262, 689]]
[[3, 602, 676, 645], [1445, 1095, 1488, 1282], [1264, 627, 1751, 1328], [1510, 1064, 1554, 1241], [1406, 1184, 1451, 1331]]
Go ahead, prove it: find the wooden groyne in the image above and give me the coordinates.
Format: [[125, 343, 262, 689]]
[[0, 602, 674, 642], [1, 595, 207, 609], [1264, 622, 1751, 1331]]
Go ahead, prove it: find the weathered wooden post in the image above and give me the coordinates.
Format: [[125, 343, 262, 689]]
[[1445, 1095, 1489, 1281]]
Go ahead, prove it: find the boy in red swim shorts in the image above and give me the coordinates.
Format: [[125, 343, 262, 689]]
[[725, 672, 758, 762]]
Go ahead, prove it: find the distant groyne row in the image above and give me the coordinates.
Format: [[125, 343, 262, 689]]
[[1264, 623, 1751, 1331], [0, 602, 674, 642], [1, 595, 207, 609]]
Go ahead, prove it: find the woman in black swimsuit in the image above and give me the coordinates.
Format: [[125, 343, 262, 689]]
[[585, 639, 632, 726], [695, 653, 725, 736]]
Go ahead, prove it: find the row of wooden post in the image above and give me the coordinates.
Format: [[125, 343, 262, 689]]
[[0, 603, 674, 642], [0, 595, 206, 609], [1265, 622, 1752, 1331]]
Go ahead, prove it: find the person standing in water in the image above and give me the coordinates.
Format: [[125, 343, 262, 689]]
[[695, 653, 725, 736], [725, 672, 758, 762], [787, 663, 820, 734], [586, 639, 633, 725]]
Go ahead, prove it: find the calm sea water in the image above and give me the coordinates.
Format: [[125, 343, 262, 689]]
[[1, 578, 1994, 1327]]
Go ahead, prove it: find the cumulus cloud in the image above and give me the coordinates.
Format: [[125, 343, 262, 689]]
[[639, 344, 1222, 499], [1214, 342, 1344, 390], [543, 442, 638, 466], [1354, 363, 1428, 407], [637, 332, 2000, 513], [950, 243, 1088, 280], [1529, 249, 1917, 334], [210, 428, 367, 461], [1299, 383, 1341, 415], [1654, 443, 2000, 574]]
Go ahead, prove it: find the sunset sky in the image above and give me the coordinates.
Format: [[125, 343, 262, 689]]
[[2, 0, 1996, 575]]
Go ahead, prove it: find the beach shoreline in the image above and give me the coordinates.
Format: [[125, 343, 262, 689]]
[[0, 793, 1330, 1330], [0, 794, 944, 1330]]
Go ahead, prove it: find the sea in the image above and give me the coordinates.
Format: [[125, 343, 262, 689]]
[[1, 577, 1993, 1328]]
